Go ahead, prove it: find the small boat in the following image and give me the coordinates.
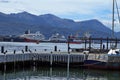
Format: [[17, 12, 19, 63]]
[[84, 48, 120, 70], [49, 33, 67, 43], [19, 30, 45, 43], [84, 0, 120, 70]]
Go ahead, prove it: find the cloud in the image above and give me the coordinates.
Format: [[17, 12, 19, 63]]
[[0, 0, 9, 3], [0, 0, 115, 15]]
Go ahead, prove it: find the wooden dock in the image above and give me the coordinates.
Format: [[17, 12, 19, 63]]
[[0, 50, 87, 70]]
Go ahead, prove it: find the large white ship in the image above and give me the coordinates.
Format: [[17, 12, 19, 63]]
[[19, 30, 45, 42], [49, 33, 67, 42]]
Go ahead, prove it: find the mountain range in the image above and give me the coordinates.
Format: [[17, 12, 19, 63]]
[[0, 11, 119, 38]]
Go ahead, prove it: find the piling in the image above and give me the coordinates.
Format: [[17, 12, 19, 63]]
[[13, 50, 16, 54], [1, 46, 4, 53], [35, 49, 37, 52], [67, 54, 70, 80], [67, 36, 70, 69], [106, 37, 109, 50], [85, 39, 87, 50], [22, 51, 24, 69], [50, 52, 53, 67], [89, 37, 91, 51], [100, 38, 103, 52], [115, 38, 118, 48], [13, 50, 16, 71], [25, 46, 28, 52], [54, 46, 57, 52], [4, 52, 6, 73]]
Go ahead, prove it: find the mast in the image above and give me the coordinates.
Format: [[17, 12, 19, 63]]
[[112, 0, 115, 38], [115, 0, 120, 23]]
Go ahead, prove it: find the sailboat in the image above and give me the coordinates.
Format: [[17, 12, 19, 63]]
[[84, 0, 120, 70]]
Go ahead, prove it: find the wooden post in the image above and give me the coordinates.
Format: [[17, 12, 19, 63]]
[[13, 50, 16, 54], [100, 38, 103, 52], [67, 36, 70, 70], [25, 46, 28, 52], [22, 50, 24, 69], [67, 54, 70, 80], [89, 37, 91, 52], [85, 39, 87, 50], [54, 46, 57, 52], [4, 51, 6, 75], [50, 52, 53, 67], [1, 46, 4, 53], [106, 37, 109, 50], [68, 36, 70, 54], [14, 50, 16, 72], [115, 38, 118, 48]]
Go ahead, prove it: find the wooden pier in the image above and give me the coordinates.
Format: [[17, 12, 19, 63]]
[[69, 37, 120, 53], [0, 50, 87, 70]]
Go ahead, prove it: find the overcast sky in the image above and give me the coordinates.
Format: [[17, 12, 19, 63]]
[[0, 0, 120, 31]]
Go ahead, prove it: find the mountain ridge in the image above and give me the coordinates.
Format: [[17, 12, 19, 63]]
[[0, 11, 119, 38]]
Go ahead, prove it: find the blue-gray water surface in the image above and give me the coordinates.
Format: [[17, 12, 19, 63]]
[[0, 42, 116, 52], [0, 67, 120, 80]]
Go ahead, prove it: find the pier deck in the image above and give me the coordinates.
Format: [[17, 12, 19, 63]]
[[0, 51, 86, 68]]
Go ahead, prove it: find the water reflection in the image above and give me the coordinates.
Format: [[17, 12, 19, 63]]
[[0, 65, 120, 80]]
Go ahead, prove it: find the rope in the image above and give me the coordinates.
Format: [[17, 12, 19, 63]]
[[115, 0, 120, 23]]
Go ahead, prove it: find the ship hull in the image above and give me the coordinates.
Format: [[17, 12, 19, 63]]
[[69, 42, 81, 44], [24, 38, 39, 42]]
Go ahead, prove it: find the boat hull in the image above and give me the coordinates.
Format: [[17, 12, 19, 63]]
[[24, 38, 39, 42], [84, 60, 120, 70], [69, 42, 81, 44]]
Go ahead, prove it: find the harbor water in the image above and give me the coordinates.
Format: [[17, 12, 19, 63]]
[[0, 66, 120, 80], [0, 42, 115, 52]]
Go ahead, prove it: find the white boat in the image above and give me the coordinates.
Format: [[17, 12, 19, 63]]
[[19, 30, 45, 42], [49, 33, 67, 42], [84, 0, 120, 70]]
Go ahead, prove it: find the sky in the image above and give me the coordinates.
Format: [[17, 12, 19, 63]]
[[0, 0, 120, 31]]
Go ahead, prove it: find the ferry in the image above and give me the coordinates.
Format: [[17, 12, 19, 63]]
[[19, 30, 45, 43], [49, 33, 67, 43]]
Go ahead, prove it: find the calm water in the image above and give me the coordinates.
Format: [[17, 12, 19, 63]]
[[0, 42, 120, 80], [0, 42, 116, 52], [0, 67, 120, 80]]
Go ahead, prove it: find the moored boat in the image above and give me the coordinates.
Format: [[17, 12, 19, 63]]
[[84, 49, 120, 70], [19, 30, 45, 43], [84, 0, 120, 70], [49, 33, 67, 43]]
